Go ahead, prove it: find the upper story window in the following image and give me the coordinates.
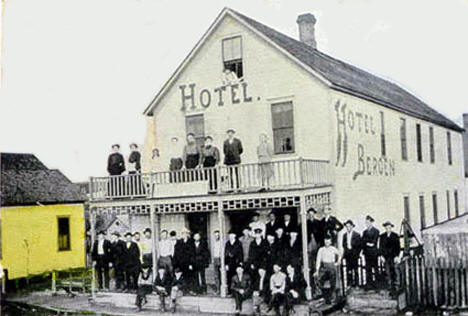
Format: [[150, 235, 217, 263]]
[[58, 217, 71, 251], [432, 192, 438, 225], [429, 126, 435, 163], [222, 36, 243, 80], [454, 190, 459, 217], [185, 114, 205, 148], [271, 101, 295, 154], [416, 123, 422, 162], [419, 194, 426, 229], [400, 118, 408, 161], [446, 131, 452, 165], [380, 111, 386, 156]]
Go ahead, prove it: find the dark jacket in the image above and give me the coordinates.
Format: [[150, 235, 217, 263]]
[[253, 273, 270, 299], [379, 231, 401, 259], [128, 151, 141, 171], [174, 238, 195, 269], [264, 241, 279, 271], [282, 221, 295, 236], [284, 238, 302, 266], [110, 240, 126, 265], [193, 240, 210, 269], [107, 152, 125, 175], [324, 216, 343, 243], [342, 231, 362, 257], [225, 240, 243, 269], [248, 238, 267, 269], [122, 241, 141, 268], [223, 138, 243, 165], [154, 271, 172, 293], [171, 275, 185, 290], [231, 273, 251, 296], [362, 226, 380, 256], [91, 239, 112, 262], [266, 220, 281, 237], [285, 272, 307, 301], [308, 218, 326, 247]]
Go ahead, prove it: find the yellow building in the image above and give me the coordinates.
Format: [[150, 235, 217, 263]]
[[0, 153, 86, 280]]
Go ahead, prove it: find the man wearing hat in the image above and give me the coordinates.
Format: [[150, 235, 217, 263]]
[[154, 264, 172, 312], [323, 206, 343, 246], [230, 264, 252, 316], [266, 211, 281, 238], [123, 232, 141, 292], [378, 221, 401, 294], [225, 231, 243, 293], [200, 135, 220, 191], [362, 215, 380, 290], [110, 231, 126, 291], [173, 228, 195, 293], [284, 230, 301, 269], [248, 228, 267, 276], [91, 231, 112, 291], [107, 144, 125, 196], [223, 128, 243, 190], [193, 232, 210, 294], [282, 213, 295, 236], [342, 220, 361, 288]]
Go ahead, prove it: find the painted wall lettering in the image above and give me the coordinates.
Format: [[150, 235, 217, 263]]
[[352, 143, 396, 181], [179, 82, 253, 111]]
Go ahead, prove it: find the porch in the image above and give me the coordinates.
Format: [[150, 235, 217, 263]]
[[89, 158, 331, 201]]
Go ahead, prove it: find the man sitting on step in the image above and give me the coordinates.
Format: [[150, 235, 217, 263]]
[[231, 264, 252, 316], [135, 263, 153, 312], [154, 265, 172, 312], [252, 267, 270, 316], [169, 268, 185, 313]]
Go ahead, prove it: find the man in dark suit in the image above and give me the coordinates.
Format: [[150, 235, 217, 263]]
[[231, 264, 252, 316], [307, 208, 325, 247], [265, 211, 281, 237], [252, 267, 270, 316], [378, 221, 401, 293], [110, 231, 126, 291], [284, 231, 302, 269], [173, 228, 195, 293], [342, 220, 362, 288], [192, 232, 210, 294], [225, 231, 244, 293], [107, 144, 126, 196], [282, 213, 295, 236], [92, 231, 112, 291], [223, 128, 243, 190], [285, 264, 307, 316], [154, 265, 172, 312], [248, 228, 267, 276], [361, 215, 380, 290], [123, 232, 141, 291], [323, 206, 343, 245]]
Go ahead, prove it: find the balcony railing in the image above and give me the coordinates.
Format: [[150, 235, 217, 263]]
[[89, 158, 330, 201]]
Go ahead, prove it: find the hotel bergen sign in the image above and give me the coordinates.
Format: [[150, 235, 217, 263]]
[[334, 100, 396, 181], [179, 82, 254, 111]]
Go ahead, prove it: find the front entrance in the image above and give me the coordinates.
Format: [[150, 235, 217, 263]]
[[186, 212, 209, 241]]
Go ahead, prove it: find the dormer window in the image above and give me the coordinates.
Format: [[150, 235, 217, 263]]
[[222, 36, 243, 80]]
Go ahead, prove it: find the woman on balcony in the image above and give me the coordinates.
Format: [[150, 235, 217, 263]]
[[257, 133, 274, 191], [200, 135, 220, 192], [183, 133, 201, 181]]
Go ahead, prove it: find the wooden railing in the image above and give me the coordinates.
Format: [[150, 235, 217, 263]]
[[89, 158, 330, 201]]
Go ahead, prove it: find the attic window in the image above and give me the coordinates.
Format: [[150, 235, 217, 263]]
[[222, 36, 243, 81]]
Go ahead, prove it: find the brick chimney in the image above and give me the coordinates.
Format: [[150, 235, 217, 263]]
[[296, 13, 317, 49], [463, 113, 468, 177]]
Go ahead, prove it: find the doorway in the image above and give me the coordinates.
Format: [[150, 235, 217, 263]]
[[186, 212, 209, 241]]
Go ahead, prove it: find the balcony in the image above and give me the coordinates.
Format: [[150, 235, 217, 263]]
[[89, 158, 331, 201]]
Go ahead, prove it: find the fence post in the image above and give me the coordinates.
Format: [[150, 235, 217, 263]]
[[298, 158, 304, 187]]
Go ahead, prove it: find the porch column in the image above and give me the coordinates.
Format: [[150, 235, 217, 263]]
[[90, 208, 96, 298], [217, 201, 227, 297], [300, 195, 312, 300], [150, 204, 161, 277]]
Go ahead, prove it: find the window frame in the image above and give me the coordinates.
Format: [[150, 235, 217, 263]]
[[454, 190, 459, 217], [400, 118, 408, 161], [185, 114, 205, 149], [222, 36, 243, 79], [446, 190, 451, 219], [380, 111, 386, 157], [419, 194, 426, 229], [416, 123, 422, 162], [429, 126, 435, 163], [447, 131, 452, 165], [271, 101, 295, 155], [57, 216, 71, 252], [432, 192, 438, 225]]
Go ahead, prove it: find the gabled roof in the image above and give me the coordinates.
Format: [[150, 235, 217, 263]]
[[0, 153, 86, 207], [144, 8, 462, 132]]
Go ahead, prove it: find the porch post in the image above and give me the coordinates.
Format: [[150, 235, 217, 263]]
[[217, 201, 227, 297], [150, 204, 161, 276], [300, 194, 312, 300], [90, 208, 96, 298]]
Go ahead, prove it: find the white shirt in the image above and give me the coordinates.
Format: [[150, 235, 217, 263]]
[[213, 238, 221, 258], [159, 239, 174, 257], [316, 245, 340, 271], [249, 221, 266, 238], [0, 263, 4, 279], [347, 231, 353, 249], [141, 237, 153, 255], [97, 239, 105, 255]]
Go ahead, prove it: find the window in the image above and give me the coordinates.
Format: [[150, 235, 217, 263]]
[[58, 217, 71, 251], [432, 193, 438, 225], [454, 190, 459, 217], [447, 131, 452, 165], [416, 123, 422, 162], [271, 101, 295, 154], [403, 195, 411, 224], [185, 114, 205, 148], [222, 36, 243, 79], [400, 118, 408, 161], [419, 195, 426, 229], [429, 126, 435, 163], [446, 190, 451, 219], [380, 111, 386, 156]]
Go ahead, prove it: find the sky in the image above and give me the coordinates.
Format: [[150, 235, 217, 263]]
[[0, 0, 467, 182]]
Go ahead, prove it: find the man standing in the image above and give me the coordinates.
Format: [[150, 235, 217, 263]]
[[107, 144, 125, 196], [314, 236, 341, 304], [123, 232, 141, 292], [173, 228, 195, 293], [141, 228, 153, 268], [133, 232, 144, 264], [248, 228, 266, 277], [169, 137, 183, 182], [212, 230, 222, 294], [249, 213, 266, 238], [200, 135, 220, 192], [91, 231, 112, 291], [223, 128, 243, 190], [265, 212, 280, 237], [285, 231, 301, 269], [307, 208, 325, 247], [362, 215, 380, 290], [225, 231, 243, 293], [159, 230, 174, 275], [239, 228, 253, 267], [128, 143, 142, 194], [342, 220, 362, 288], [282, 213, 294, 236], [323, 206, 343, 245], [110, 232, 125, 291], [378, 221, 401, 295], [193, 232, 210, 294], [264, 234, 278, 275], [231, 264, 251, 316]]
